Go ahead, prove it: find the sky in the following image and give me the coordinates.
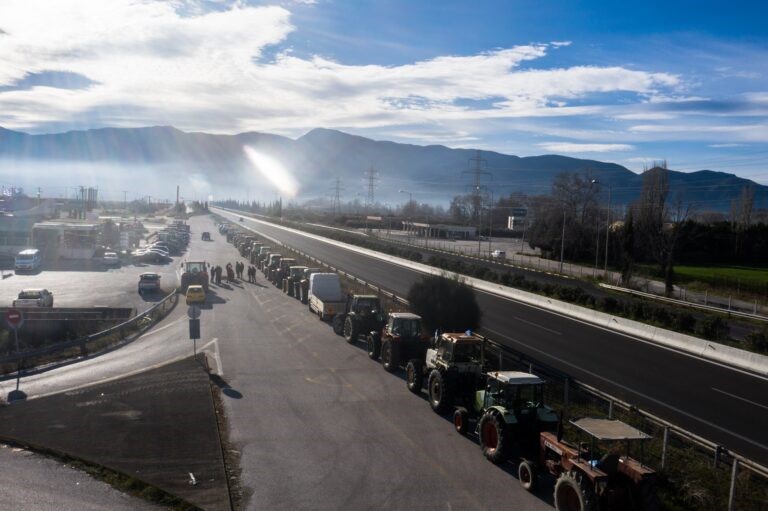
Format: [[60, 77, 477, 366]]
[[0, 0, 767, 183]]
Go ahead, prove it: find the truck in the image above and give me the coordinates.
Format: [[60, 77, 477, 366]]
[[14, 249, 43, 272], [13, 289, 54, 307], [367, 312, 429, 372], [307, 273, 346, 321], [405, 332, 487, 414], [331, 294, 386, 342]]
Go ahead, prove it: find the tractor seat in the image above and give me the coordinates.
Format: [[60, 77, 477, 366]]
[[596, 453, 620, 474]]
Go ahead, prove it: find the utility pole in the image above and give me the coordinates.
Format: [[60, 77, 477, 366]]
[[560, 208, 566, 273], [604, 184, 612, 279], [463, 150, 492, 255], [364, 167, 379, 212], [36, 187, 42, 206], [122, 190, 128, 211], [329, 177, 344, 217], [176, 185, 180, 206]]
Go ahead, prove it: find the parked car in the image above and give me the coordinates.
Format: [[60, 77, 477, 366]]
[[138, 273, 161, 293], [102, 251, 121, 266], [12, 288, 54, 307], [185, 284, 206, 305], [491, 250, 506, 259], [202, 232, 211, 241], [14, 248, 42, 272]]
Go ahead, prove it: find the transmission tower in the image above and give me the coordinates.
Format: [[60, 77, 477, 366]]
[[329, 176, 344, 217], [364, 166, 379, 211], [462, 150, 493, 253]]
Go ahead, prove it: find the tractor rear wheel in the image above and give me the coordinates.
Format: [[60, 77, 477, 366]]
[[554, 470, 595, 511], [518, 459, 537, 492], [453, 408, 469, 435], [406, 359, 422, 393], [367, 335, 380, 360], [427, 370, 452, 413], [343, 316, 359, 343], [381, 340, 399, 372], [332, 315, 345, 336], [479, 412, 511, 464]]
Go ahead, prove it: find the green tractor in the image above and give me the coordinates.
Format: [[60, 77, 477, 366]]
[[453, 370, 558, 465], [332, 294, 386, 343]]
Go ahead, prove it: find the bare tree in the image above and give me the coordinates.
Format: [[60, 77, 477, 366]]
[[635, 164, 691, 296]]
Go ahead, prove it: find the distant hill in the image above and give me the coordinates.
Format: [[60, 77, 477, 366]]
[[0, 125, 765, 211]]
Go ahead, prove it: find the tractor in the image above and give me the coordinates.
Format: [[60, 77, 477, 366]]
[[180, 261, 209, 293], [366, 312, 429, 372], [272, 258, 296, 286], [530, 417, 659, 511], [405, 332, 487, 413], [331, 294, 386, 342], [283, 265, 307, 296], [297, 267, 321, 303], [453, 371, 558, 465], [249, 242, 264, 264]]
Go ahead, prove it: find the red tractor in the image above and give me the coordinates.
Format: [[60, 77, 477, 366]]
[[180, 261, 209, 293], [523, 417, 659, 511]]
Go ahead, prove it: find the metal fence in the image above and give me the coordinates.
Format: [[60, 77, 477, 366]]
[[223, 211, 768, 511], [0, 290, 178, 370]]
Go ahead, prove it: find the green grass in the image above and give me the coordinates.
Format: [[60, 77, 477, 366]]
[[673, 265, 768, 286]]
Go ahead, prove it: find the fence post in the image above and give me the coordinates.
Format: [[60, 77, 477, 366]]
[[661, 426, 669, 470], [498, 350, 503, 370], [714, 445, 723, 468], [608, 400, 614, 419], [728, 459, 739, 511]]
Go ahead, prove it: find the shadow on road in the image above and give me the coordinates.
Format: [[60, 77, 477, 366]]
[[209, 374, 243, 399]]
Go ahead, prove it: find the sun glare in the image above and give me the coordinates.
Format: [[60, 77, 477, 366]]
[[242, 146, 299, 198]]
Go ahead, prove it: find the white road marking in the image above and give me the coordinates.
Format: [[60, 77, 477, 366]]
[[712, 387, 768, 412], [514, 316, 562, 335], [485, 326, 768, 452]]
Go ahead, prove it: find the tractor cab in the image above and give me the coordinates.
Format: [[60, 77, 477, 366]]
[[427, 332, 485, 373], [180, 261, 209, 292], [387, 313, 421, 338], [348, 294, 382, 317]]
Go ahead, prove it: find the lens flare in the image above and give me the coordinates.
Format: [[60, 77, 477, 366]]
[[243, 146, 298, 198]]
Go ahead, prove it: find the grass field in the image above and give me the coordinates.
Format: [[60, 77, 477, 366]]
[[673, 265, 768, 286]]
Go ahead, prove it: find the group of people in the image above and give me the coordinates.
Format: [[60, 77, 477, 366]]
[[207, 260, 259, 285]]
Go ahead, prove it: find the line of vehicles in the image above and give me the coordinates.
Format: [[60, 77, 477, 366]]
[[221, 219, 660, 511]]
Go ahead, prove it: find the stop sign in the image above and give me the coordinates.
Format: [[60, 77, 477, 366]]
[[6, 308, 23, 329]]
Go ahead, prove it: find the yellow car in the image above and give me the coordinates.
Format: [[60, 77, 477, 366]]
[[185, 285, 206, 305]]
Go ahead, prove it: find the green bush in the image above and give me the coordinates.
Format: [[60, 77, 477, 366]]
[[696, 316, 729, 341], [407, 274, 482, 333], [674, 312, 696, 333], [600, 297, 620, 313], [744, 329, 768, 353]]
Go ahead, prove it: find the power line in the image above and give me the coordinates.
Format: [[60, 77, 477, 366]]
[[364, 166, 379, 211]]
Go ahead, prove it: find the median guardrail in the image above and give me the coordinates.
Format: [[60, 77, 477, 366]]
[[0, 289, 178, 369], [219, 208, 768, 511]]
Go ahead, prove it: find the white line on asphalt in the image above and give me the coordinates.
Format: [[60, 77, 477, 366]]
[[485, 326, 768, 453], [200, 337, 223, 376], [514, 316, 562, 335], [712, 387, 768, 411]]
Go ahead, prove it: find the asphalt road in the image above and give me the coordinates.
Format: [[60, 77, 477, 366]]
[[0, 444, 161, 511], [214, 208, 768, 467]]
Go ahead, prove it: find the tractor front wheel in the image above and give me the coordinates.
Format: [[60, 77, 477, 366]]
[[479, 412, 511, 464], [332, 315, 345, 336], [518, 459, 537, 492], [381, 340, 398, 372], [453, 408, 469, 435], [367, 335, 381, 360], [343, 316, 359, 343], [427, 370, 452, 414], [406, 359, 422, 393], [553, 470, 595, 511]]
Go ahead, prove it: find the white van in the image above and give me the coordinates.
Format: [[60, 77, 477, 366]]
[[14, 248, 42, 272], [308, 273, 346, 321]]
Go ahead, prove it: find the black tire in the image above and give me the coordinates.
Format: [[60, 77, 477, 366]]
[[518, 459, 537, 492], [427, 370, 452, 413], [479, 412, 511, 464], [381, 340, 399, 372], [332, 315, 345, 336], [343, 316, 359, 343], [406, 359, 422, 393], [554, 471, 595, 511], [453, 408, 469, 435], [367, 335, 381, 360]]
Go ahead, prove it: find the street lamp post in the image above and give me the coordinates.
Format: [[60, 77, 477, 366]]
[[399, 190, 412, 242], [591, 179, 600, 275], [604, 184, 612, 280], [559, 208, 566, 273], [488, 190, 494, 257]]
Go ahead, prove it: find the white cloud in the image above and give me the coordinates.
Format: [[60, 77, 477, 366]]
[[538, 142, 635, 153], [0, 0, 683, 137], [708, 143, 746, 148]]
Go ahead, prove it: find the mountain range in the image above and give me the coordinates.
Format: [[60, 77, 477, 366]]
[[0, 125, 764, 212]]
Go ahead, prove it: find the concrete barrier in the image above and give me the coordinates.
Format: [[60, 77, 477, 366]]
[[215, 207, 768, 376]]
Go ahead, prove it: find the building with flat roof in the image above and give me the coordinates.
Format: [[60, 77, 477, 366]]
[[402, 221, 477, 239]]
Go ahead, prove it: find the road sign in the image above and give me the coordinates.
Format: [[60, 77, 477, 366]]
[[187, 305, 201, 319], [6, 308, 23, 330], [189, 318, 200, 340]]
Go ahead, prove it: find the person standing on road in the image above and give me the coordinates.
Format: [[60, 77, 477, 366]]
[[210, 265, 215, 284], [216, 265, 222, 285]]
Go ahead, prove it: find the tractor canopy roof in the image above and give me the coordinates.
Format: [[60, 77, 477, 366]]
[[441, 332, 483, 344], [570, 418, 651, 442], [184, 262, 206, 273], [389, 312, 421, 320], [486, 371, 543, 385], [354, 294, 379, 300]]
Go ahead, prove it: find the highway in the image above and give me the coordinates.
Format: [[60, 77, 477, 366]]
[[214, 208, 768, 466]]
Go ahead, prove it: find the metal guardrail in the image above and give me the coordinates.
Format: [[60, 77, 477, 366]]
[[218, 208, 768, 510], [600, 283, 768, 322], [0, 289, 179, 366]]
